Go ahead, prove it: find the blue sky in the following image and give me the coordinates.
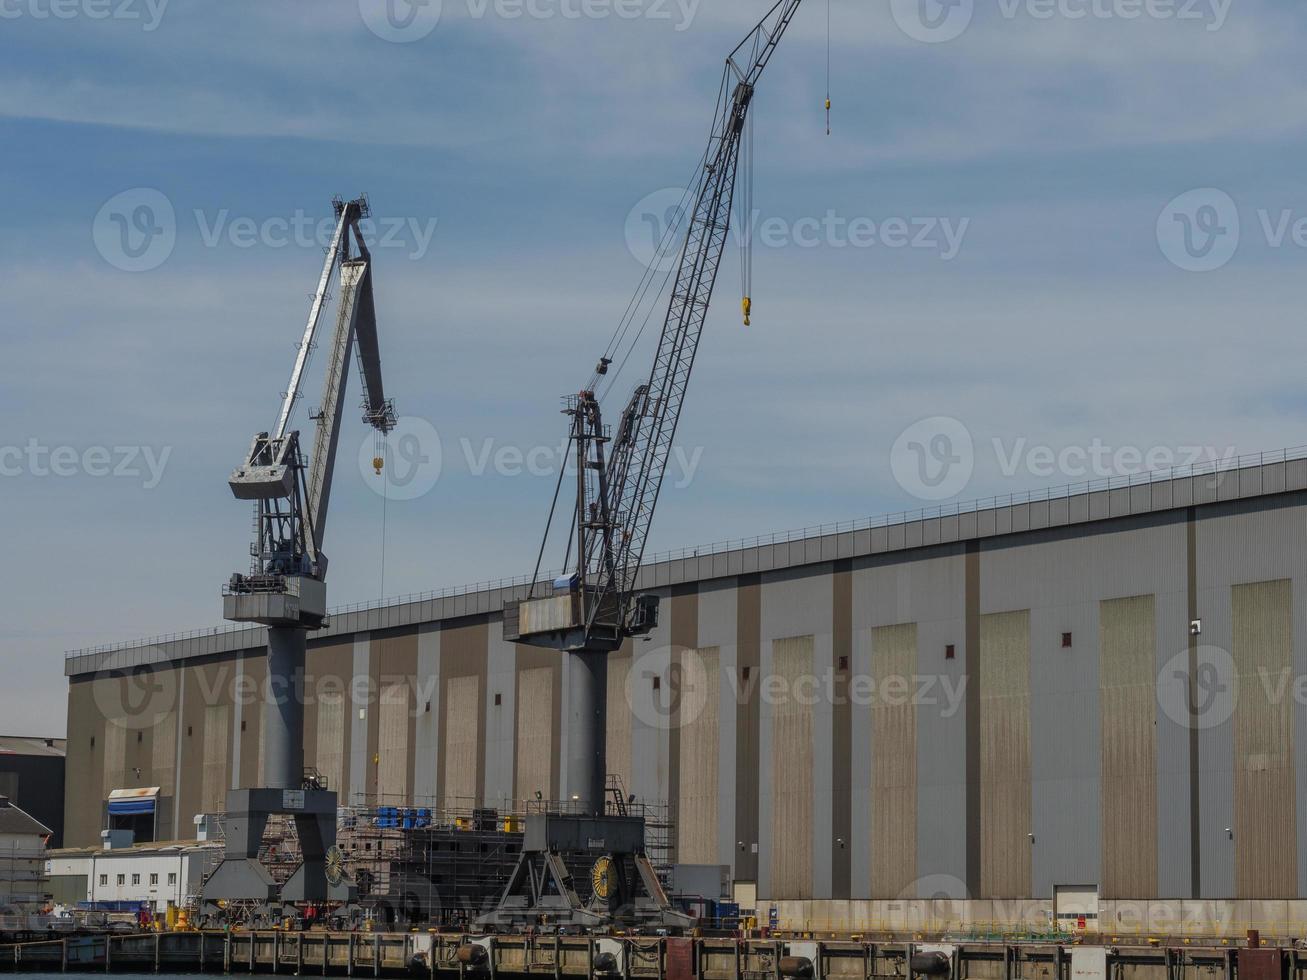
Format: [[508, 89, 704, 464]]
[[2, 0, 1307, 733]]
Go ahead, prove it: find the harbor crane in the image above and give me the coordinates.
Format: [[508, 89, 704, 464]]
[[203, 196, 396, 919], [486, 0, 805, 930]]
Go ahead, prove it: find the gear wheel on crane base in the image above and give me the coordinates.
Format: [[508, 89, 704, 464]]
[[590, 855, 615, 901], [325, 844, 346, 888]]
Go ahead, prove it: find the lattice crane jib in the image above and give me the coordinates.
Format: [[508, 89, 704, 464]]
[[507, 0, 804, 655]]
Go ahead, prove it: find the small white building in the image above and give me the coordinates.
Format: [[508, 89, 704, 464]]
[[0, 796, 52, 910], [46, 836, 219, 913]]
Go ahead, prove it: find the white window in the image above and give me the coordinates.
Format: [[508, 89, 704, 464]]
[[149, 873, 158, 886], [116, 874, 125, 886], [99, 875, 108, 887], [131, 874, 140, 886], [167, 873, 177, 886]]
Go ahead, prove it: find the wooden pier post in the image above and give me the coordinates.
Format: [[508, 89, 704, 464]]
[[297, 934, 304, 976], [347, 932, 355, 977], [373, 936, 381, 978], [225, 931, 232, 974], [62, 937, 69, 974]]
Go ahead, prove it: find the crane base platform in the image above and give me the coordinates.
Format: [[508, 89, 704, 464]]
[[201, 788, 356, 916], [476, 814, 692, 932]]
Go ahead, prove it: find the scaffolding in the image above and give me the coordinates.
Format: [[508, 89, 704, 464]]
[[195, 787, 677, 928]]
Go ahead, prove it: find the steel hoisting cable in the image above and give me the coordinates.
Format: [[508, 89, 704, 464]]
[[595, 68, 733, 403], [739, 104, 755, 326], [377, 429, 389, 601], [826, 0, 832, 135], [528, 433, 575, 599]]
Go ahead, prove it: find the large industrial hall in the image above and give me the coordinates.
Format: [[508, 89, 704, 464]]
[[63, 453, 1307, 933]]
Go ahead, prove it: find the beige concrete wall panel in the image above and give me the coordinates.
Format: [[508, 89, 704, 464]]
[[980, 610, 1032, 899]]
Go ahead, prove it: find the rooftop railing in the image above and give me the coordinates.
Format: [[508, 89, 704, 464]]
[[66, 445, 1307, 660]]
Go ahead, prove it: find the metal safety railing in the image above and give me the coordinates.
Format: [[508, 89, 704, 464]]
[[65, 445, 1307, 662]]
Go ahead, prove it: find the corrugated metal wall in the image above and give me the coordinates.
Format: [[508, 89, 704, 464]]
[[443, 676, 479, 806], [315, 691, 346, 797], [869, 623, 917, 899], [678, 646, 720, 864], [1232, 580, 1296, 898], [514, 666, 553, 803], [1100, 595, 1159, 898], [979, 610, 1031, 899], [377, 681, 410, 802], [201, 704, 229, 814], [770, 636, 814, 899]]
